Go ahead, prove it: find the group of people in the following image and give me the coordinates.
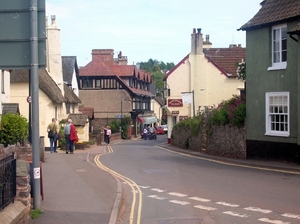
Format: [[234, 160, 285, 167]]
[[143, 125, 157, 140], [47, 118, 78, 154]]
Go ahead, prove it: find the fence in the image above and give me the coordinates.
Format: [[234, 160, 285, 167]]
[[0, 153, 16, 211]]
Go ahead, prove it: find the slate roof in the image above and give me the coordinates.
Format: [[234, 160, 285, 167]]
[[10, 69, 65, 103], [239, 0, 300, 31], [62, 56, 79, 85]]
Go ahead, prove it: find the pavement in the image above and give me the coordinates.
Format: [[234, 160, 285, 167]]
[[27, 138, 300, 224]]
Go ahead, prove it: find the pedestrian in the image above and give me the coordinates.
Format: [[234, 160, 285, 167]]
[[47, 118, 58, 153], [69, 120, 78, 153], [64, 119, 71, 154], [104, 126, 111, 145], [103, 126, 108, 144], [143, 127, 148, 140]]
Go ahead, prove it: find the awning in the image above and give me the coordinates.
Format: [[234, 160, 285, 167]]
[[137, 117, 145, 123], [144, 117, 157, 124]]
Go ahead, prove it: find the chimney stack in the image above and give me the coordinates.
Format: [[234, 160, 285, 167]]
[[191, 28, 203, 55]]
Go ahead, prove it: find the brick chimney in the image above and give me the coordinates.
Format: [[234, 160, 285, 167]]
[[191, 28, 203, 55], [92, 49, 114, 64]]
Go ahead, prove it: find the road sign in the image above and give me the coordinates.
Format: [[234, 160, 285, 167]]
[[0, 0, 46, 69]]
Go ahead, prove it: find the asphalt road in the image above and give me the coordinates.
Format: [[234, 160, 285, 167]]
[[99, 134, 300, 224]]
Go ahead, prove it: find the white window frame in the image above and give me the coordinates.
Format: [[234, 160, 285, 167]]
[[265, 92, 289, 137], [268, 24, 287, 71]]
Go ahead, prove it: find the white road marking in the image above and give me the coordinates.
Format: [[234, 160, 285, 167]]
[[244, 207, 272, 213], [282, 213, 300, 219], [217, 201, 239, 207], [188, 197, 210, 202], [169, 200, 190, 205], [150, 188, 165, 193], [194, 205, 217, 211], [258, 218, 290, 224], [168, 192, 187, 197], [138, 185, 151, 189], [148, 195, 167, 200], [223, 211, 248, 218]]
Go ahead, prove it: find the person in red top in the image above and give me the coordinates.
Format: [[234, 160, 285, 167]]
[[69, 119, 78, 154]]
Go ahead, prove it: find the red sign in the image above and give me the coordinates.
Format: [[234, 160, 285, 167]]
[[168, 99, 183, 107]]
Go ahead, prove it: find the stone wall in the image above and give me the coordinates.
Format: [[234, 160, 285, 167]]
[[0, 144, 33, 223], [171, 125, 246, 159]]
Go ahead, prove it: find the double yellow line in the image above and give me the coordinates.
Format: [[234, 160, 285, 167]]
[[94, 146, 142, 224]]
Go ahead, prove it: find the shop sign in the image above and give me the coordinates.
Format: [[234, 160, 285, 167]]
[[168, 99, 183, 107], [172, 111, 179, 114]]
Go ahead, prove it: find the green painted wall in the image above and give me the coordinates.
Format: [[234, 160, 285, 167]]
[[246, 22, 299, 144]]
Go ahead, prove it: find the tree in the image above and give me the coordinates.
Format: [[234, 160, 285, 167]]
[[236, 59, 246, 81], [138, 59, 175, 97]]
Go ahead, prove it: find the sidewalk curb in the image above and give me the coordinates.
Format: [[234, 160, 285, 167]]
[[158, 143, 300, 175]]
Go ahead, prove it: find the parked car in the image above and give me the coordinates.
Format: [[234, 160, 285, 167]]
[[156, 126, 164, 135], [161, 124, 168, 134]]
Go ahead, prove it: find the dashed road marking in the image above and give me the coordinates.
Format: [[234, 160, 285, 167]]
[[151, 188, 165, 193], [223, 211, 248, 218], [168, 192, 187, 197], [194, 205, 217, 211], [169, 200, 190, 205], [282, 213, 300, 219], [188, 197, 210, 202], [217, 201, 239, 207], [148, 195, 167, 200], [258, 218, 290, 224], [139, 185, 151, 189], [244, 207, 272, 213]]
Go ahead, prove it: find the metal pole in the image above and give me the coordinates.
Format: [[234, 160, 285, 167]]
[[30, 0, 41, 209]]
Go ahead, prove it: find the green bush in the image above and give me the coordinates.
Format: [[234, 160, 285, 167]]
[[30, 209, 43, 219], [0, 113, 28, 146], [109, 118, 120, 133], [209, 95, 246, 127], [120, 116, 131, 139]]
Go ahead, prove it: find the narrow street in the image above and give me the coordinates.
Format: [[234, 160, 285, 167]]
[[98, 135, 300, 224]]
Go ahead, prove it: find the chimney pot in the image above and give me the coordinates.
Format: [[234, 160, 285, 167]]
[[51, 15, 56, 25], [197, 28, 202, 33], [193, 28, 196, 33]]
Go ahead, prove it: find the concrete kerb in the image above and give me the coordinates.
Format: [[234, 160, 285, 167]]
[[158, 142, 300, 175]]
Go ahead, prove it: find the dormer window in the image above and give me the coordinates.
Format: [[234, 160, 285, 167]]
[[268, 24, 287, 70]]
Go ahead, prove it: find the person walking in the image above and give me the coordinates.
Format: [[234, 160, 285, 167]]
[[143, 127, 148, 140], [47, 118, 58, 153], [104, 126, 111, 145], [69, 120, 78, 153], [64, 119, 71, 154]]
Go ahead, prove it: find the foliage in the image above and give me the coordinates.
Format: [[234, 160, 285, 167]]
[[236, 59, 246, 81], [210, 95, 246, 127], [173, 116, 202, 137], [138, 59, 175, 97], [30, 209, 43, 219], [108, 118, 120, 133], [58, 119, 67, 148], [120, 115, 131, 139], [0, 113, 28, 146]]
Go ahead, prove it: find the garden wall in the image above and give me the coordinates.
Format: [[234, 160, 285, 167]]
[[171, 125, 246, 159]]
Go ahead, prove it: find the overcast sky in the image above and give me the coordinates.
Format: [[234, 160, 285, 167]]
[[46, 0, 262, 67]]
